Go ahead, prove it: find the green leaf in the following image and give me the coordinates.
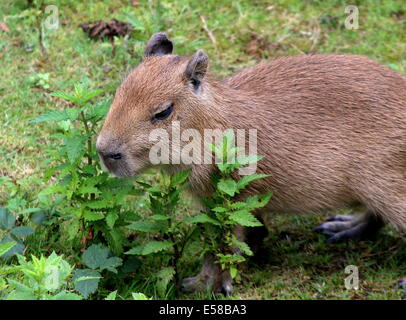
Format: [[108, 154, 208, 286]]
[[170, 169, 190, 186], [236, 174, 270, 191], [0, 241, 16, 257], [127, 221, 162, 233], [105, 290, 117, 300], [149, 196, 164, 216], [132, 292, 150, 300], [73, 269, 101, 299], [245, 192, 273, 210], [0, 208, 15, 230], [52, 291, 83, 300], [236, 155, 264, 166], [64, 135, 87, 163], [10, 226, 35, 238], [30, 211, 47, 226], [105, 228, 126, 255], [125, 240, 173, 256], [50, 91, 76, 102], [106, 212, 118, 229], [77, 89, 104, 106], [228, 210, 263, 227], [83, 211, 104, 221], [85, 99, 111, 121], [184, 214, 221, 226], [230, 266, 238, 279], [231, 238, 253, 256], [82, 244, 123, 272], [217, 179, 238, 197], [156, 266, 175, 297], [150, 214, 170, 221], [0, 236, 24, 260], [30, 110, 70, 123], [85, 199, 113, 209]]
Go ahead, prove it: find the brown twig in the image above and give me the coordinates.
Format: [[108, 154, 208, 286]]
[[200, 15, 217, 46]]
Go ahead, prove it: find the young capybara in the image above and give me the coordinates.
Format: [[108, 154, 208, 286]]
[[96, 33, 406, 296]]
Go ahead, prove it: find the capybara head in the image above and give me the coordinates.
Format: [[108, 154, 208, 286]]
[[96, 33, 209, 177]]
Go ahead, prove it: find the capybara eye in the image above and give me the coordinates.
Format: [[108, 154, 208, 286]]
[[151, 103, 173, 122]]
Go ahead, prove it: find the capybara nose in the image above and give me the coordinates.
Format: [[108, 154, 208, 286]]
[[96, 137, 122, 161], [96, 148, 122, 161], [107, 153, 122, 160]]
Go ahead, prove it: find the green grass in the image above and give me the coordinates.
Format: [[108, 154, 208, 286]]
[[1, 0, 405, 299]]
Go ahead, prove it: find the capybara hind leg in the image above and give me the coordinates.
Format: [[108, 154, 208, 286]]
[[314, 210, 384, 243], [181, 253, 232, 295]]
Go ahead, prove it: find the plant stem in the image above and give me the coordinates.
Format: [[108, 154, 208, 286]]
[[80, 111, 92, 167]]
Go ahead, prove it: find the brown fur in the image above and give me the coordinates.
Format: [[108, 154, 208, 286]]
[[98, 52, 406, 231]]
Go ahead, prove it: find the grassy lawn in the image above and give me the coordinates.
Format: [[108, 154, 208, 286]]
[[0, 0, 405, 299]]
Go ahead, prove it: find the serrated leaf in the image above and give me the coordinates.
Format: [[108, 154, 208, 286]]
[[0, 237, 24, 260], [10, 226, 35, 238], [52, 291, 83, 300], [73, 269, 101, 299], [105, 228, 126, 255], [0, 241, 16, 257], [105, 290, 117, 300], [217, 179, 238, 197], [77, 89, 104, 106], [170, 169, 190, 186], [245, 192, 273, 210], [156, 266, 175, 297], [127, 221, 162, 233], [231, 238, 253, 256], [125, 241, 173, 256], [85, 99, 111, 121], [50, 91, 76, 102], [184, 214, 221, 226], [106, 212, 118, 229], [236, 174, 270, 191], [64, 135, 87, 163], [83, 211, 104, 221], [30, 110, 70, 123], [150, 214, 170, 221], [0, 208, 15, 230], [149, 196, 164, 216], [85, 199, 112, 209], [125, 246, 144, 255], [236, 155, 264, 166], [82, 244, 123, 272], [132, 292, 150, 300], [77, 185, 100, 196], [229, 210, 263, 227]]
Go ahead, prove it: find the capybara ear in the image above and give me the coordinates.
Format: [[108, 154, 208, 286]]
[[144, 32, 173, 57], [185, 49, 209, 91]]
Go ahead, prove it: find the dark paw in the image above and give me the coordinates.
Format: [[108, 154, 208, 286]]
[[181, 271, 233, 296], [181, 254, 233, 296], [314, 215, 368, 243]]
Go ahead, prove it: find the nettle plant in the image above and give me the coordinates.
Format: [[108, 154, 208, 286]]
[[0, 207, 35, 260], [0, 247, 82, 300], [124, 132, 271, 295], [125, 169, 198, 297], [197, 131, 272, 280], [30, 79, 139, 254]]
